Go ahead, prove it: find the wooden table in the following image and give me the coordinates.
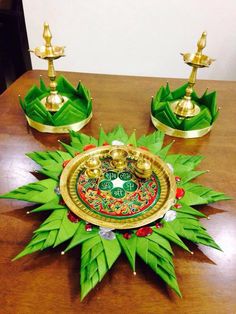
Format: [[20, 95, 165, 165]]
[[0, 70, 235, 314]]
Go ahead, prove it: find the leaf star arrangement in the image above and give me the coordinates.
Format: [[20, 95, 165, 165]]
[[0, 126, 230, 300]]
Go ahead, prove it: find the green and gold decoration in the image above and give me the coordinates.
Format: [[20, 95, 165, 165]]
[[0, 126, 229, 299], [22, 23, 92, 133], [151, 32, 218, 138]]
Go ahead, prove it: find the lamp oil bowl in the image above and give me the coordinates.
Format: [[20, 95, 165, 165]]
[[30, 22, 67, 112], [110, 148, 128, 170], [85, 157, 101, 179], [170, 32, 215, 118], [134, 158, 152, 179]]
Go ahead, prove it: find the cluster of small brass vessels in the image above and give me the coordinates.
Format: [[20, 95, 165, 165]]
[[84, 147, 152, 179]]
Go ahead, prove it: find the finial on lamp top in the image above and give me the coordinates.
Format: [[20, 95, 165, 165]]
[[197, 31, 207, 53], [43, 22, 52, 47], [42, 22, 54, 58]]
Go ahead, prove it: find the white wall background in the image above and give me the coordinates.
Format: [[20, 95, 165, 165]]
[[23, 0, 236, 81]]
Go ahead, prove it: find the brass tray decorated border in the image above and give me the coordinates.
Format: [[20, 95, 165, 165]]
[[60, 145, 176, 229]]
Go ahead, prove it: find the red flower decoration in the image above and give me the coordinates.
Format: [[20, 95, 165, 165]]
[[139, 146, 149, 151], [83, 144, 96, 151], [155, 222, 163, 229], [176, 188, 185, 200], [85, 223, 92, 232], [175, 176, 181, 182], [174, 203, 182, 209], [67, 211, 80, 223], [136, 226, 153, 237], [123, 232, 132, 239], [59, 198, 66, 206], [102, 142, 109, 146], [62, 159, 71, 168]]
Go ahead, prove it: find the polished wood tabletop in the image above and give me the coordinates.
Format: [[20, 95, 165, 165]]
[[0, 70, 235, 314]]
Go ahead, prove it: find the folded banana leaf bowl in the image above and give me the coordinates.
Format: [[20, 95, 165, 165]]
[[151, 83, 219, 138], [19, 75, 92, 133]]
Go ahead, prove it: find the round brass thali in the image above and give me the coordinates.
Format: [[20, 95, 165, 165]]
[[60, 145, 176, 229]]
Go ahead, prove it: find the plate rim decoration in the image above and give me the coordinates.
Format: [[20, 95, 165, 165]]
[[60, 145, 176, 229]]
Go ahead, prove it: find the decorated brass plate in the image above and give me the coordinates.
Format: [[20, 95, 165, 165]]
[[60, 146, 176, 229]]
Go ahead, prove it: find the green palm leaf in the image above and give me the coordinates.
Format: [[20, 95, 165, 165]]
[[168, 214, 221, 250], [172, 202, 206, 218], [107, 125, 129, 143], [0, 178, 58, 204], [137, 130, 164, 151], [181, 183, 231, 205], [13, 208, 79, 260], [154, 221, 191, 252], [30, 197, 66, 213], [136, 235, 181, 296], [98, 126, 109, 146], [27, 151, 71, 179], [80, 234, 121, 299], [117, 233, 137, 271]]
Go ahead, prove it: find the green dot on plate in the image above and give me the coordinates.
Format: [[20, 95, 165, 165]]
[[111, 187, 126, 199], [119, 171, 132, 181], [104, 171, 117, 181], [98, 180, 113, 191], [123, 181, 138, 192]]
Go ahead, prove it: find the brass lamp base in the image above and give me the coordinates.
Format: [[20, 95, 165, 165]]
[[170, 98, 200, 118], [41, 94, 69, 112]]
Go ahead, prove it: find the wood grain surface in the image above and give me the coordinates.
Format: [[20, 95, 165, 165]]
[[0, 70, 235, 314]]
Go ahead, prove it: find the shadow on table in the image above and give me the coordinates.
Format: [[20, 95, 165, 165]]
[[199, 204, 226, 217], [1, 204, 48, 223]]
